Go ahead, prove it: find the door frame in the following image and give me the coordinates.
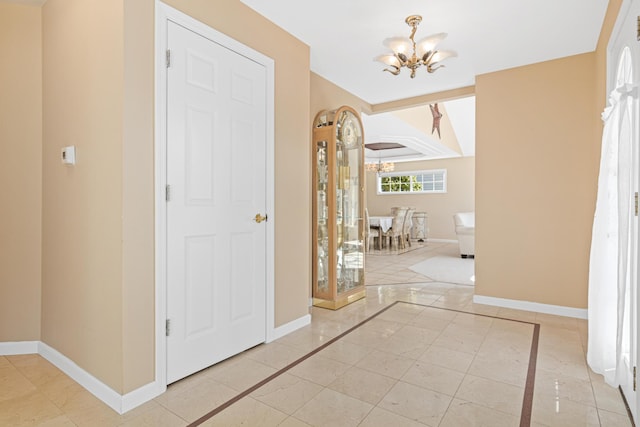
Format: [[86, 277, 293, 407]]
[[154, 0, 275, 389]]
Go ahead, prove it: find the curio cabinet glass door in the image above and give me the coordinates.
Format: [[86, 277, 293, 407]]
[[312, 106, 365, 309]]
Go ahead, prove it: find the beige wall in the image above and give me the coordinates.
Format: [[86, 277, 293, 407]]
[[122, 0, 155, 392], [311, 72, 371, 117], [38, 0, 311, 393], [366, 157, 475, 240], [0, 3, 42, 342], [475, 53, 598, 308], [42, 0, 125, 390], [474, 0, 621, 310]]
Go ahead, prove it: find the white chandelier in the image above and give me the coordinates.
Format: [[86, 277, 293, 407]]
[[376, 15, 457, 78]]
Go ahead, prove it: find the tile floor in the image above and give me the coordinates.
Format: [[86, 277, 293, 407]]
[[0, 243, 634, 426]]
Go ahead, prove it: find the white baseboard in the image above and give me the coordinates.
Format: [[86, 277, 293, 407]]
[[38, 342, 125, 413], [1, 341, 163, 415], [473, 294, 588, 319], [0, 341, 39, 355], [1, 314, 311, 414], [121, 378, 166, 413], [267, 314, 311, 342]]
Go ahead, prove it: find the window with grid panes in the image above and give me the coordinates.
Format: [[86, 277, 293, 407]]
[[377, 169, 447, 194]]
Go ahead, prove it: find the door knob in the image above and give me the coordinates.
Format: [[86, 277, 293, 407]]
[[254, 213, 267, 223]]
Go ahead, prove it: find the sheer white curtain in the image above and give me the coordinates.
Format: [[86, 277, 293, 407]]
[[587, 49, 636, 385]]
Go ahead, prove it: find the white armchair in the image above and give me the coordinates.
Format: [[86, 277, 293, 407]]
[[453, 212, 475, 258]]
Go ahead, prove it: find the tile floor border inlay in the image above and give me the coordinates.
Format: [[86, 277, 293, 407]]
[[618, 385, 638, 427], [520, 323, 539, 427], [187, 301, 542, 427]]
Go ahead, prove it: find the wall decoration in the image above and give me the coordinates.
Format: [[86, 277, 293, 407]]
[[430, 103, 443, 138]]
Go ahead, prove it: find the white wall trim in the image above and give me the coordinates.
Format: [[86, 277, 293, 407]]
[[121, 379, 166, 414], [155, 0, 276, 388], [154, 0, 170, 398], [0, 314, 308, 414], [473, 294, 588, 319], [268, 314, 311, 342], [38, 342, 124, 412], [0, 341, 38, 355]]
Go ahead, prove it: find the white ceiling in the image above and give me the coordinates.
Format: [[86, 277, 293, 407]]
[[241, 0, 608, 162], [445, 97, 475, 157], [240, 0, 609, 105]]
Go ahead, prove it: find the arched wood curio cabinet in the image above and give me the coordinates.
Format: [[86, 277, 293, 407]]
[[312, 106, 365, 310]]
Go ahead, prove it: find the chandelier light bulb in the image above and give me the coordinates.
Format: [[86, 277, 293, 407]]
[[375, 54, 401, 68], [383, 37, 412, 55], [416, 32, 447, 58]]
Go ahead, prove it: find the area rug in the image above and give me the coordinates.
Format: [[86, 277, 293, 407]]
[[409, 255, 475, 286]]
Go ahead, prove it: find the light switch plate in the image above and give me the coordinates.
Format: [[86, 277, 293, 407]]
[[61, 146, 76, 165]]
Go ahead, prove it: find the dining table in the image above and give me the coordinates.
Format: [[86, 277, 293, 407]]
[[369, 216, 393, 233]]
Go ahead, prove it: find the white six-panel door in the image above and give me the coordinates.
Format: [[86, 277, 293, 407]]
[[165, 20, 267, 384], [610, 1, 639, 420]]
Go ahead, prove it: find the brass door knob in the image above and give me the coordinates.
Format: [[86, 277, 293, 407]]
[[254, 213, 267, 223]]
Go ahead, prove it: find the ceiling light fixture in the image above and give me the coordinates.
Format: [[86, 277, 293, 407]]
[[376, 15, 457, 78], [366, 159, 395, 174]]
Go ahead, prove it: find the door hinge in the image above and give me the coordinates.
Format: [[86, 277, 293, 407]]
[[166, 49, 171, 68], [635, 192, 638, 216], [166, 184, 171, 202], [634, 366, 637, 391], [165, 319, 171, 337]]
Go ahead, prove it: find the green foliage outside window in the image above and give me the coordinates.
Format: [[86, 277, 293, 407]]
[[377, 170, 446, 194], [380, 175, 423, 193]]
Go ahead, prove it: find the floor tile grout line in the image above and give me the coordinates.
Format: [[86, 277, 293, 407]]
[[185, 301, 402, 426], [402, 301, 478, 425]]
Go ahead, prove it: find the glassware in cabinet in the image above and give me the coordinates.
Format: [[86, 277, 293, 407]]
[[312, 106, 365, 309]]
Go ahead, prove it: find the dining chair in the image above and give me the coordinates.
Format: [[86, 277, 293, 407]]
[[365, 208, 380, 251], [402, 207, 416, 248], [381, 207, 407, 250], [390, 206, 409, 216]]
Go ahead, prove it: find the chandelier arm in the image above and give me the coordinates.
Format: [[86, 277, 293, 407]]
[[383, 66, 401, 76], [427, 64, 445, 73], [422, 50, 436, 63]]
